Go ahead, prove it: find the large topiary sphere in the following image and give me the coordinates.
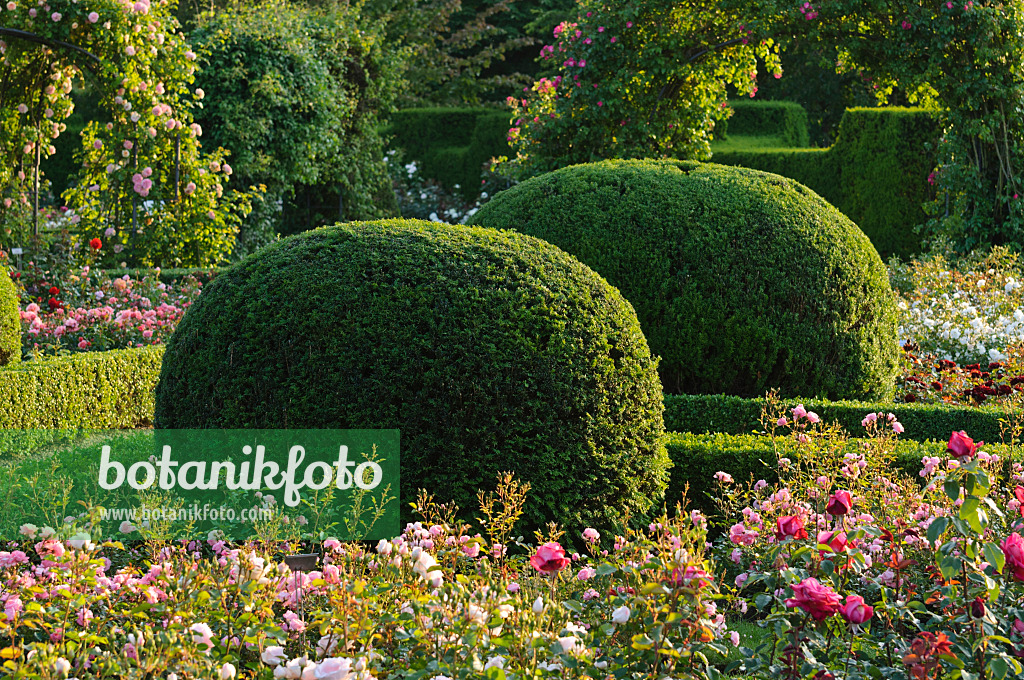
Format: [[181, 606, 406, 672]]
[[155, 219, 668, 531], [470, 159, 900, 400], [0, 269, 20, 366]]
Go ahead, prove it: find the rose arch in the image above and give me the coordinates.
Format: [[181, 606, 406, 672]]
[[0, 0, 248, 266]]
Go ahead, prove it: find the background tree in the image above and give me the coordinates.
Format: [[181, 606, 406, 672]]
[[189, 0, 403, 253]]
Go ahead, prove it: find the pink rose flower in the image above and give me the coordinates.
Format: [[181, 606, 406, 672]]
[[775, 515, 808, 541], [785, 577, 842, 620], [947, 431, 979, 460], [529, 542, 570, 574], [839, 594, 874, 624], [1002, 532, 1024, 581], [826, 490, 853, 516]]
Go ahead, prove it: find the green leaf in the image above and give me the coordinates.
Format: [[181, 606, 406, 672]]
[[939, 554, 962, 580], [984, 542, 1006, 575], [945, 479, 962, 501], [928, 517, 950, 545]]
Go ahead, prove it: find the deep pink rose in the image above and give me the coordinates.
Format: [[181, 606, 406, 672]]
[[839, 594, 874, 624], [825, 490, 852, 516], [775, 515, 808, 541], [529, 542, 570, 574], [785, 577, 842, 620], [1002, 532, 1024, 581], [817, 531, 848, 556], [947, 430, 979, 459]]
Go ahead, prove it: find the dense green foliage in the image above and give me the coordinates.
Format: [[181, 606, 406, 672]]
[[0, 269, 20, 366], [663, 431, 1018, 518], [718, 100, 809, 147], [663, 393, 1017, 445], [385, 108, 511, 198], [499, 0, 782, 179], [715, 108, 939, 259], [0, 346, 161, 428], [1, 0, 249, 266], [189, 0, 402, 254], [155, 219, 668, 531], [778, 0, 1024, 250], [747, 41, 878, 147], [472, 159, 900, 400]]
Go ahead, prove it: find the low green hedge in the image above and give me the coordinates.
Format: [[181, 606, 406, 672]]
[[385, 108, 511, 198], [713, 108, 940, 260], [664, 393, 1016, 445], [664, 431, 1016, 518], [718, 100, 810, 147], [0, 346, 163, 429]]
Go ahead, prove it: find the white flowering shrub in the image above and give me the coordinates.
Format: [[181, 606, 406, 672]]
[[892, 248, 1024, 364]]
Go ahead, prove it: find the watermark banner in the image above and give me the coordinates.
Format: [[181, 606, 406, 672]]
[[0, 429, 399, 542]]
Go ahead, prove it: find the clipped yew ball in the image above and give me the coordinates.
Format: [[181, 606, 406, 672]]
[[155, 219, 668, 531], [470, 159, 900, 400], [0, 269, 20, 366]]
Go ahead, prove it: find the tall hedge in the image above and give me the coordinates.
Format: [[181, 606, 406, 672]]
[[385, 108, 511, 198], [155, 219, 668, 532], [718, 100, 810, 147], [714, 108, 940, 259], [472, 159, 900, 401], [0, 270, 20, 366]]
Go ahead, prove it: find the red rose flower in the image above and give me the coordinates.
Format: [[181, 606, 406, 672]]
[[775, 515, 808, 541], [825, 490, 853, 516], [1002, 532, 1024, 581], [90, 237, 102, 250], [529, 542, 569, 574], [838, 594, 874, 624], [784, 577, 842, 620], [947, 430, 979, 459], [47, 297, 59, 309], [48, 286, 59, 295]]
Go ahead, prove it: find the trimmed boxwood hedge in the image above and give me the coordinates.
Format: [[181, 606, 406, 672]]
[[384, 108, 511, 199], [718, 100, 810, 147], [664, 431, 1014, 518], [0, 270, 19, 366], [714, 108, 939, 260], [154, 219, 669, 532], [471, 159, 900, 401], [0, 346, 162, 428], [663, 393, 1017, 445]]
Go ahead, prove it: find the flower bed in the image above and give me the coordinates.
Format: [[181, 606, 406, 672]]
[[2, 404, 1024, 678], [15, 266, 201, 357], [893, 248, 1024, 364]]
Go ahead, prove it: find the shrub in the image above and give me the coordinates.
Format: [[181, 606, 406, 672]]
[[189, 0, 403, 251], [0, 268, 20, 366], [154, 219, 668, 532], [0, 346, 162, 428], [714, 107, 939, 259], [718, 100, 810, 147], [471, 159, 901, 401], [662, 393, 1019, 445]]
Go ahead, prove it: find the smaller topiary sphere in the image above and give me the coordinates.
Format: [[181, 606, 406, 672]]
[[0, 270, 20, 366], [155, 219, 669, 532], [470, 159, 900, 401]]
